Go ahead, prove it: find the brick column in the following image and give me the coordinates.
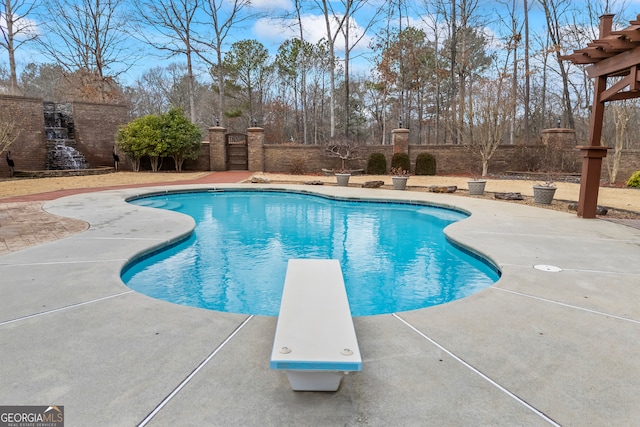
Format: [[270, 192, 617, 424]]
[[392, 128, 409, 155], [208, 126, 226, 171], [247, 127, 264, 172], [541, 128, 576, 150]]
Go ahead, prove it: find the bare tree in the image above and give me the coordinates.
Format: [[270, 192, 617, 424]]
[[317, 0, 349, 138], [324, 135, 360, 171], [416, 1, 447, 144], [604, 101, 631, 184], [196, 0, 253, 127], [133, 0, 201, 122], [294, 0, 309, 144], [523, 0, 530, 143], [37, 0, 131, 101], [460, 62, 510, 176], [338, 0, 383, 137], [0, 0, 38, 94], [497, 0, 522, 145], [538, 0, 575, 129]]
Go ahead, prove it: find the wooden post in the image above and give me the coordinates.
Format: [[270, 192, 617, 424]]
[[576, 146, 609, 218], [577, 73, 608, 218]]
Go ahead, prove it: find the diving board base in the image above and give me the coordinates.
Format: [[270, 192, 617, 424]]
[[285, 371, 346, 392]]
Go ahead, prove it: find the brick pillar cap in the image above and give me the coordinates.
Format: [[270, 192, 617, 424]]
[[247, 127, 264, 132], [209, 126, 226, 131], [391, 128, 410, 134], [542, 128, 575, 134]]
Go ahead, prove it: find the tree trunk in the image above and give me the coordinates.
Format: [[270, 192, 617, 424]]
[[523, 0, 530, 144], [321, 0, 337, 138], [295, 1, 308, 144], [5, 0, 19, 94]]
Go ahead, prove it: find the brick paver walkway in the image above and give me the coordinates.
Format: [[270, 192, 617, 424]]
[[0, 201, 88, 255]]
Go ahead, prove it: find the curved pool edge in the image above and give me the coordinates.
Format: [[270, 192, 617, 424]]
[[122, 187, 500, 316]]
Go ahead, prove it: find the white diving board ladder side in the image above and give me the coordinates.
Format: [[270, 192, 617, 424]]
[[270, 259, 362, 391]]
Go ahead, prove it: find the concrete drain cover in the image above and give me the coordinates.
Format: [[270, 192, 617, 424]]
[[534, 265, 562, 272]]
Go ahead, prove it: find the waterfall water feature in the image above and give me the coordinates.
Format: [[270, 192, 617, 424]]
[[47, 144, 89, 170], [44, 102, 89, 170]]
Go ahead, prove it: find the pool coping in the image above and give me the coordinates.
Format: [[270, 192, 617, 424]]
[[1, 183, 640, 426]]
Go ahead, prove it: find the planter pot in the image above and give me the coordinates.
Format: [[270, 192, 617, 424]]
[[392, 176, 408, 190], [533, 185, 557, 204], [335, 173, 351, 187], [467, 180, 487, 196]]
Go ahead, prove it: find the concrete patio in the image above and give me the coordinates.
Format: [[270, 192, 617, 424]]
[[1, 183, 639, 426]]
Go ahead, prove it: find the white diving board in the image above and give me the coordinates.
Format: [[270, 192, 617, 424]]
[[270, 259, 362, 391]]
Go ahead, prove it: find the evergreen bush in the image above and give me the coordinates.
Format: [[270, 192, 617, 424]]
[[626, 170, 640, 188], [391, 152, 410, 173], [367, 152, 387, 174], [414, 152, 437, 175], [116, 108, 201, 172]]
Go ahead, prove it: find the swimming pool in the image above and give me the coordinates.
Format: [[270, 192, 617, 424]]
[[122, 190, 500, 316]]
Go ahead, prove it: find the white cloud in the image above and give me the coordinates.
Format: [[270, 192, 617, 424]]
[[0, 15, 40, 38], [249, 0, 293, 12], [253, 13, 373, 54]]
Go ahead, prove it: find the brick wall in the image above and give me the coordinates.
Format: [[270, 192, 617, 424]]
[[263, 144, 397, 173], [0, 95, 46, 175], [259, 142, 640, 181], [73, 101, 128, 167], [1, 95, 129, 176]]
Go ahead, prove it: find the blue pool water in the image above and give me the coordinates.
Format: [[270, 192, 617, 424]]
[[122, 190, 500, 316]]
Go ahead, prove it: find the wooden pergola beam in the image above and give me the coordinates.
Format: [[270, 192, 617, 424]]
[[586, 45, 640, 77]]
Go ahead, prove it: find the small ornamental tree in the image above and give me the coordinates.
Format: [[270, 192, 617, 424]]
[[116, 114, 162, 172], [324, 136, 360, 172], [160, 108, 202, 172], [116, 109, 202, 172]]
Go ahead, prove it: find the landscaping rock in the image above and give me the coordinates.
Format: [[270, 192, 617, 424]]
[[568, 202, 609, 215], [305, 180, 324, 185], [428, 185, 457, 193], [362, 180, 384, 188], [250, 176, 270, 184], [494, 192, 524, 200]]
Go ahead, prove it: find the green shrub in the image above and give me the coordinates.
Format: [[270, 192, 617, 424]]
[[367, 152, 387, 174], [116, 108, 201, 172], [626, 170, 640, 188], [391, 152, 410, 173], [414, 152, 437, 175]]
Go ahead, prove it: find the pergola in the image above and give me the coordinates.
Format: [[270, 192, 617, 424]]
[[561, 14, 640, 218]]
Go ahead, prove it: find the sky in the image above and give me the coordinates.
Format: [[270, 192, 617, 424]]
[[2, 0, 640, 86]]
